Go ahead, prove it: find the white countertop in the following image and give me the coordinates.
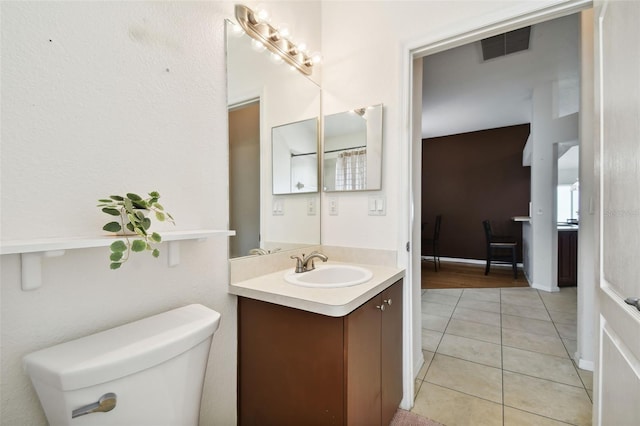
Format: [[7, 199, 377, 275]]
[[228, 261, 405, 317]]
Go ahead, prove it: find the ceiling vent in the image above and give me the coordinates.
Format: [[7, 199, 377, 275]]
[[481, 27, 531, 61]]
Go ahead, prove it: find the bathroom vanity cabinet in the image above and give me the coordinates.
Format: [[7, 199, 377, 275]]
[[238, 279, 403, 426]]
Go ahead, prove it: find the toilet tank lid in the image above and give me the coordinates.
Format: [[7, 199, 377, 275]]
[[23, 304, 221, 391]]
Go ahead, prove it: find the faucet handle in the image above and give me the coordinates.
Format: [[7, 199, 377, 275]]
[[290, 255, 304, 273]]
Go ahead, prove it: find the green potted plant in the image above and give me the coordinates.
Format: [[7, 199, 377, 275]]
[[98, 191, 175, 269]]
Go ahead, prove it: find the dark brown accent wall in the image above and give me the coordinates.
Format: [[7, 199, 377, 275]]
[[422, 124, 531, 262]]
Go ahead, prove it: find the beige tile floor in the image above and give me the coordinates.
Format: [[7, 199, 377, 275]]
[[413, 286, 593, 426]]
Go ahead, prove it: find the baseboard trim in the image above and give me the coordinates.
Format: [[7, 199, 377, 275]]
[[421, 256, 523, 268], [577, 356, 594, 372], [530, 282, 560, 293]]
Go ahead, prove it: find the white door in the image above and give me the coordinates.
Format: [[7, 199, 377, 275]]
[[594, 1, 640, 425]]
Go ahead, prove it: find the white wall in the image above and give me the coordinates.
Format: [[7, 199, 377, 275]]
[[577, 8, 596, 371], [0, 2, 233, 424], [530, 83, 579, 292]]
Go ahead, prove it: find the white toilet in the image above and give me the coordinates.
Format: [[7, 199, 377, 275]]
[[23, 304, 221, 426]]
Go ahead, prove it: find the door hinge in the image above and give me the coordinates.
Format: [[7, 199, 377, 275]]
[[406, 241, 410, 252]]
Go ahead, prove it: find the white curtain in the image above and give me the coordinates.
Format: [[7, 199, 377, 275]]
[[335, 149, 367, 190]]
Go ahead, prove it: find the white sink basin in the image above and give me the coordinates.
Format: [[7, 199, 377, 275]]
[[284, 264, 373, 288]]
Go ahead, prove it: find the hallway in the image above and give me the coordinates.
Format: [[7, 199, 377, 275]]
[[413, 286, 592, 425]]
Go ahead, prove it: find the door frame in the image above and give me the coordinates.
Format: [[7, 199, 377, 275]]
[[399, 0, 594, 407]]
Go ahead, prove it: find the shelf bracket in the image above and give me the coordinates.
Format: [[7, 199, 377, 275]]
[[167, 241, 180, 267], [21, 250, 66, 291], [166, 238, 208, 267]]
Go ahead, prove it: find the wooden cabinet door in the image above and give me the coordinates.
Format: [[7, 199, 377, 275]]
[[238, 279, 404, 426], [238, 298, 345, 426], [380, 280, 403, 426], [345, 295, 382, 426], [558, 231, 577, 287]]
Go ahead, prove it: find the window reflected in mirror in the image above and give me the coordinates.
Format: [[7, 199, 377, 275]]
[[323, 104, 383, 192]]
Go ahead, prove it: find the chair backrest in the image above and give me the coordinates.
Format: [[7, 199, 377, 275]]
[[433, 215, 442, 240], [482, 220, 493, 245]]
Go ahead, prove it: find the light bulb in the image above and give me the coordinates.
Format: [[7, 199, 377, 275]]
[[278, 25, 290, 39], [230, 22, 245, 37], [310, 52, 322, 65], [251, 38, 266, 52], [254, 4, 269, 23]]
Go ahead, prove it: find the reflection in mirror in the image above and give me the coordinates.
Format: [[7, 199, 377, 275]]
[[323, 104, 383, 192], [557, 144, 579, 224], [229, 100, 260, 258], [226, 20, 321, 259], [272, 118, 319, 195]]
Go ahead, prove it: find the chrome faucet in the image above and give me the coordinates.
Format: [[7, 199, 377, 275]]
[[290, 251, 328, 273]]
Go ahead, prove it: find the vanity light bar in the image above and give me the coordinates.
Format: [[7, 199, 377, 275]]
[[235, 4, 315, 76]]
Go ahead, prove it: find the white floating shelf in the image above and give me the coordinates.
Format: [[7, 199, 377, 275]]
[[1, 229, 236, 291]]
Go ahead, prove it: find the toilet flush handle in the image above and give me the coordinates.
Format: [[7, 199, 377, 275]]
[[71, 392, 117, 418]]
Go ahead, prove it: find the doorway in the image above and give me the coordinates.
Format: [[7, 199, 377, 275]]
[[404, 0, 595, 417], [420, 12, 578, 285]]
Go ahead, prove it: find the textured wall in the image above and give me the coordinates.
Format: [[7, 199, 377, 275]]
[[0, 2, 319, 424]]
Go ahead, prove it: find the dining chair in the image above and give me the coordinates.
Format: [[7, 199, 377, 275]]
[[422, 215, 442, 272], [482, 220, 517, 279]]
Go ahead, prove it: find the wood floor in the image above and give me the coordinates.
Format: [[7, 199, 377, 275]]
[[421, 259, 527, 289]]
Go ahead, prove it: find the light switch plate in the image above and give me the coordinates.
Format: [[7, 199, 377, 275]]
[[368, 196, 386, 216], [328, 197, 338, 215], [272, 199, 284, 216], [307, 198, 316, 215]]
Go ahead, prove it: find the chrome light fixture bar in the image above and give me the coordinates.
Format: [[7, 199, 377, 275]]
[[235, 4, 314, 76]]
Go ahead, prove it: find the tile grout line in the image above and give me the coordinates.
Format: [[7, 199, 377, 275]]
[[421, 290, 463, 380], [414, 289, 462, 406], [537, 288, 592, 400]]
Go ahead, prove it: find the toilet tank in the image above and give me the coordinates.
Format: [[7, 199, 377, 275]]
[[23, 304, 221, 426]]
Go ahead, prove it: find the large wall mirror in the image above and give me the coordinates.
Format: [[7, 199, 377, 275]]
[[226, 20, 321, 259], [323, 104, 383, 192]]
